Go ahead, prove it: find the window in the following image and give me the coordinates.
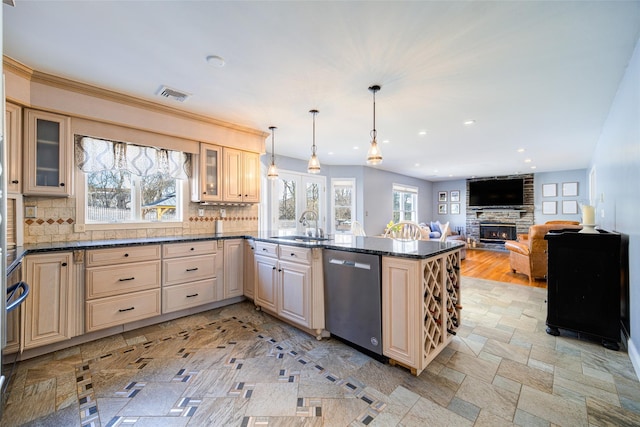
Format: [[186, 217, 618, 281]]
[[331, 179, 356, 234], [392, 184, 418, 223], [76, 137, 189, 225], [269, 171, 325, 235]]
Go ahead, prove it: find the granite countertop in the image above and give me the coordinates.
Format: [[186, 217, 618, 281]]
[[7, 231, 464, 276]]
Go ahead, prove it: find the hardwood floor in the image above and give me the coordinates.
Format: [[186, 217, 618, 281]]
[[461, 248, 548, 288]]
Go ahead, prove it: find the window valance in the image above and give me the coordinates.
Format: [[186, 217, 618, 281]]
[[75, 136, 191, 179]]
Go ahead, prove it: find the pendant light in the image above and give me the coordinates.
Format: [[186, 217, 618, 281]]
[[267, 126, 279, 180], [366, 85, 383, 165], [307, 109, 321, 174]]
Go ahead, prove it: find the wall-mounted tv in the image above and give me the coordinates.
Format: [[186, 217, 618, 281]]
[[468, 178, 524, 207]]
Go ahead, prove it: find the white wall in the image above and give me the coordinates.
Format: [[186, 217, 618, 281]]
[[589, 37, 640, 377]]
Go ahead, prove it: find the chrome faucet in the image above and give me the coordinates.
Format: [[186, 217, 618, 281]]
[[298, 210, 323, 238]]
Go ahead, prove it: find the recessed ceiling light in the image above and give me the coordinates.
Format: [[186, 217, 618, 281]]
[[353, 146, 359, 150], [517, 148, 525, 153], [464, 120, 476, 126], [382, 139, 390, 144], [418, 130, 427, 136], [414, 163, 420, 167], [448, 174, 453, 177], [328, 151, 334, 155], [524, 158, 532, 163], [530, 166, 537, 169], [206, 55, 226, 67]]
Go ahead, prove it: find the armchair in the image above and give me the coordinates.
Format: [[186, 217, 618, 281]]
[[504, 222, 582, 282]]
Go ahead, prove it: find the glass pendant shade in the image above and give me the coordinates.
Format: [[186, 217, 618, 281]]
[[307, 153, 321, 174], [307, 109, 321, 174], [366, 85, 383, 165], [366, 138, 382, 165], [267, 126, 279, 180]]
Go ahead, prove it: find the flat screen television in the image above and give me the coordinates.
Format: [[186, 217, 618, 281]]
[[468, 178, 524, 207]]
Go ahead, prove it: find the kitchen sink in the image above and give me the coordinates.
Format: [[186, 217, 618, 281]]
[[270, 235, 329, 243]]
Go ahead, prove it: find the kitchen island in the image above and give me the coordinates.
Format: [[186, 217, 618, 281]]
[[8, 233, 463, 375]]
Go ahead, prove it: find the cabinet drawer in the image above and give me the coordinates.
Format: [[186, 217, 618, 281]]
[[254, 241, 278, 258], [162, 278, 217, 313], [163, 240, 217, 258], [86, 245, 161, 267], [86, 260, 161, 299], [163, 254, 216, 286], [279, 245, 311, 264], [86, 289, 161, 332]]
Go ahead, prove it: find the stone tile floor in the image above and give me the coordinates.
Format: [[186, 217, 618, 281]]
[[2, 277, 640, 426]]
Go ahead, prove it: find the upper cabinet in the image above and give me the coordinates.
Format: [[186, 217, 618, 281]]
[[223, 148, 260, 203], [192, 143, 223, 202], [192, 144, 260, 204], [5, 102, 22, 194], [23, 109, 73, 197]]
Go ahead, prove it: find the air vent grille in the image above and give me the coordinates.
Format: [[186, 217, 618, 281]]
[[157, 86, 191, 102]]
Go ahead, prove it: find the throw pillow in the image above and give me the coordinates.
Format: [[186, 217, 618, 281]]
[[429, 221, 441, 234]]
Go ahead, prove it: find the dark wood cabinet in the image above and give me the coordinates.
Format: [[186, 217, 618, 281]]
[[545, 229, 626, 350]]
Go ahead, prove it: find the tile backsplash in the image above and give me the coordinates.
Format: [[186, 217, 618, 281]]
[[23, 197, 258, 244]]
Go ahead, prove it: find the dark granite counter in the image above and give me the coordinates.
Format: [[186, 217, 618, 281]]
[[7, 232, 464, 275]]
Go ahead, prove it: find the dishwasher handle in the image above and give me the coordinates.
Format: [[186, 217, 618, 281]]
[[328, 258, 371, 270], [6, 281, 30, 313]]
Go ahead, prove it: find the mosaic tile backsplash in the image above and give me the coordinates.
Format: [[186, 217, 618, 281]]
[[22, 196, 259, 244]]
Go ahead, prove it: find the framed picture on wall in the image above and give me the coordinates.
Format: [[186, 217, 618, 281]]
[[450, 190, 460, 202], [438, 203, 447, 214], [451, 203, 460, 214], [542, 201, 557, 215], [542, 183, 557, 197], [562, 200, 578, 214], [438, 191, 447, 202], [562, 182, 578, 197]]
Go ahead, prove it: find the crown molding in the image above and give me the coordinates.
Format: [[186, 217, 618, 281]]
[[3, 55, 268, 139]]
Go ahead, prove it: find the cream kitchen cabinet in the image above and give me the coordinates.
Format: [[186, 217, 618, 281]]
[[5, 102, 22, 194], [23, 109, 72, 196], [254, 241, 279, 313], [85, 245, 161, 332], [23, 252, 74, 349], [222, 148, 260, 203], [223, 239, 244, 299], [243, 239, 256, 299], [254, 241, 325, 337], [162, 240, 218, 313], [382, 249, 462, 376], [191, 143, 223, 202]]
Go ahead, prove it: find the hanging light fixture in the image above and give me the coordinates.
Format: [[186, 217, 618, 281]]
[[307, 109, 321, 174], [366, 84, 383, 165], [267, 126, 279, 180]]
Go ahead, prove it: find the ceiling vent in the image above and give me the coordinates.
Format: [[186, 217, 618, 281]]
[[157, 86, 191, 103]]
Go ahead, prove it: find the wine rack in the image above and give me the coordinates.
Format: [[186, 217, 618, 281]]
[[382, 247, 463, 376], [420, 250, 462, 368]]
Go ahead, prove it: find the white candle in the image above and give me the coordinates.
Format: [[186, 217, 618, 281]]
[[582, 205, 595, 225]]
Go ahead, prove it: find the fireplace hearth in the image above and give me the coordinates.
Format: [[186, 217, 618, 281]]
[[479, 222, 517, 244]]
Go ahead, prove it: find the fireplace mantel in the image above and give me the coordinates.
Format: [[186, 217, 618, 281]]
[[471, 209, 527, 219]]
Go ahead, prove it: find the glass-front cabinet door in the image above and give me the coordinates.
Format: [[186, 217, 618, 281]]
[[197, 143, 222, 202], [23, 109, 72, 196]]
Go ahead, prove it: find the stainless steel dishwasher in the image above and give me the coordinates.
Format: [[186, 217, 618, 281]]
[[323, 249, 384, 358]]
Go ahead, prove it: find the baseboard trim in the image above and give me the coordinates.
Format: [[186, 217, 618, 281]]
[[628, 337, 640, 381]]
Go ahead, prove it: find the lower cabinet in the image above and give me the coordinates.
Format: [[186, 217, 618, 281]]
[[162, 241, 218, 313], [382, 249, 461, 376], [254, 242, 324, 336], [223, 239, 244, 299], [85, 245, 162, 332], [23, 252, 74, 349], [243, 239, 256, 299]]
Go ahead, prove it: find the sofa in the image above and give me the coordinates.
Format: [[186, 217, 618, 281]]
[[419, 220, 466, 259], [504, 222, 582, 282]]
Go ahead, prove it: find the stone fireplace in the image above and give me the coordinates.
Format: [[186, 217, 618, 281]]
[[465, 174, 534, 250]]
